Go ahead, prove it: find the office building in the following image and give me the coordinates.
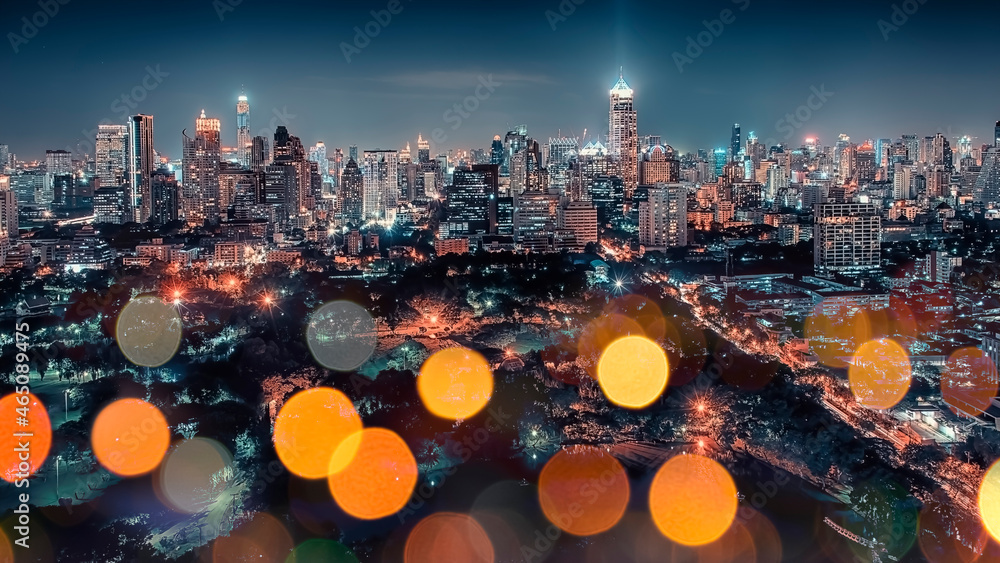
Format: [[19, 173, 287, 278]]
[[95, 124, 128, 188], [638, 183, 687, 249], [0, 175, 16, 240], [150, 169, 179, 225], [181, 111, 222, 227], [557, 201, 598, 252], [608, 70, 638, 195], [814, 203, 881, 277]]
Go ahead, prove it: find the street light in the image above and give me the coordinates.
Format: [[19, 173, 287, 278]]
[[64, 389, 70, 421]]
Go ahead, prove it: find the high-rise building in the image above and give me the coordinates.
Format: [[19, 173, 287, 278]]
[[513, 190, 557, 244], [638, 183, 687, 249], [218, 164, 258, 219], [557, 201, 598, 252], [814, 203, 881, 277], [349, 145, 358, 162], [975, 148, 1000, 208], [96, 124, 128, 188], [150, 168, 179, 225], [731, 124, 742, 162], [181, 110, 222, 227], [417, 135, 431, 164], [127, 114, 155, 222], [490, 135, 505, 168], [0, 175, 17, 240], [448, 164, 499, 235], [0, 145, 8, 172], [362, 149, 399, 221], [237, 93, 251, 168], [309, 142, 328, 180], [263, 164, 298, 222], [250, 136, 270, 171], [995, 121, 1000, 148], [608, 70, 638, 195], [41, 150, 72, 208], [340, 157, 364, 226], [94, 186, 126, 224], [855, 142, 877, 184], [640, 145, 679, 185]]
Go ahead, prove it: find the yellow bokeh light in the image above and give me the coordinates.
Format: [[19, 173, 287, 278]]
[[849, 338, 912, 410], [418, 347, 493, 420], [327, 428, 417, 520], [649, 454, 738, 546], [116, 295, 183, 367], [92, 398, 170, 477], [979, 460, 1000, 544], [597, 336, 669, 409], [942, 347, 998, 418], [538, 446, 629, 536], [273, 388, 362, 479]]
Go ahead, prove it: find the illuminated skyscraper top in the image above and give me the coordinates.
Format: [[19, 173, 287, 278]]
[[237, 90, 251, 168], [608, 68, 638, 195]]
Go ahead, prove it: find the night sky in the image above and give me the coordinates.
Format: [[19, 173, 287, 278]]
[[1, 0, 998, 160]]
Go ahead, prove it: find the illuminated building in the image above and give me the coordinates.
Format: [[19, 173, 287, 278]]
[[813, 203, 881, 277], [128, 114, 155, 222], [448, 164, 498, 235], [67, 225, 114, 271], [340, 157, 364, 226], [640, 145, 679, 185], [416, 134, 430, 164], [181, 110, 221, 227], [638, 183, 687, 249], [237, 92, 251, 167], [855, 142, 876, 184], [94, 186, 126, 224], [490, 135, 504, 167], [218, 164, 257, 219], [96, 124, 127, 188], [731, 123, 741, 162], [362, 149, 399, 221], [513, 190, 557, 243], [0, 175, 17, 240], [608, 70, 638, 195], [557, 201, 598, 251], [250, 135, 270, 171], [434, 237, 470, 256], [42, 149, 72, 208], [975, 148, 1000, 208], [150, 169, 178, 225], [589, 175, 624, 224]]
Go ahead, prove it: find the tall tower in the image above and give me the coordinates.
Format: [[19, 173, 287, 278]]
[[95, 124, 128, 188], [608, 68, 637, 196], [340, 157, 364, 226], [237, 91, 251, 168], [417, 134, 431, 163], [731, 124, 742, 162], [181, 110, 222, 227], [127, 115, 154, 223]]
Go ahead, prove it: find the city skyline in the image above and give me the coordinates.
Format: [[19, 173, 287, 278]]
[[3, 0, 1000, 159]]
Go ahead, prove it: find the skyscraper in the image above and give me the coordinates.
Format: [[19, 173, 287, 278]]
[[237, 92, 251, 168], [995, 121, 1000, 148], [448, 164, 499, 235], [0, 175, 17, 240], [814, 203, 881, 277], [150, 168, 179, 225], [608, 69, 638, 196], [349, 145, 358, 162], [731, 124, 742, 162], [96, 124, 128, 188], [42, 150, 72, 208], [638, 183, 687, 249], [417, 134, 431, 164], [250, 136, 270, 171], [128, 114, 155, 222], [975, 148, 1000, 208], [362, 149, 399, 222], [309, 142, 328, 182], [0, 145, 10, 172], [340, 157, 364, 226], [181, 110, 221, 227]]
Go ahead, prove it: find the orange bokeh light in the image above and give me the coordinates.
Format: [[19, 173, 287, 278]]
[[538, 446, 629, 536], [404, 512, 494, 563], [327, 428, 418, 520], [92, 398, 170, 477], [649, 454, 738, 546], [578, 314, 646, 378], [418, 347, 493, 420], [212, 512, 293, 563], [273, 388, 362, 479], [978, 459, 1000, 545], [806, 304, 872, 368], [942, 347, 998, 418], [597, 336, 669, 409], [849, 338, 912, 410], [0, 392, 51, 483]]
